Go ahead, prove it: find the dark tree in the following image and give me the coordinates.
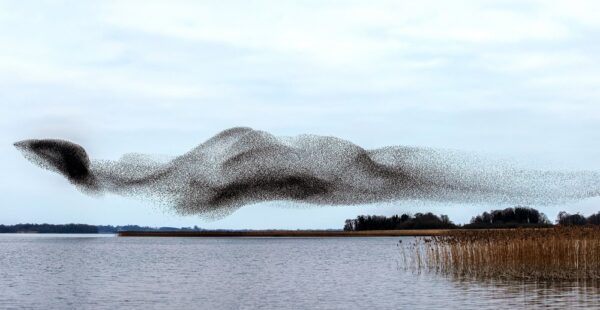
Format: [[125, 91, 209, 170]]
[[587, 212, 600, 225], [557, 212, 588, 226]]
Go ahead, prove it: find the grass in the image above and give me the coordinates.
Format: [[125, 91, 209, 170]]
[[400, 226, 600, 280]]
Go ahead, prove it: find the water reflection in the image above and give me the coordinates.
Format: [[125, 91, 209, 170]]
[[449, 277, 600, 309], [397, 237, 600, 309]]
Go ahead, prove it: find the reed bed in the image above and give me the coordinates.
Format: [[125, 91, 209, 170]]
[[401, 227, 600, 280]]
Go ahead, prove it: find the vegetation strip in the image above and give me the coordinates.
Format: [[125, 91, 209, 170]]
[[117, 230, 452, 237], [402, 226, 600, 280]]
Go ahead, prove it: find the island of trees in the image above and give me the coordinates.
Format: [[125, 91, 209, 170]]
[[343, 213, 456, 231], [463, 206, 551, 228]]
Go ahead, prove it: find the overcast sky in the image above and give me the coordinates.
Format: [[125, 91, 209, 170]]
[[1, 0, 600, 229]]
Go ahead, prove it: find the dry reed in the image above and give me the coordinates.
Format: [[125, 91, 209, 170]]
[[401, 227, 600, 280]]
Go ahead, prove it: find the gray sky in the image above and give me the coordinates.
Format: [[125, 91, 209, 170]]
[[1, 0, 600, 229]]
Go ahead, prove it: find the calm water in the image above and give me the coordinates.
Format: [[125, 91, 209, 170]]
[[0, 234, 598, 309]]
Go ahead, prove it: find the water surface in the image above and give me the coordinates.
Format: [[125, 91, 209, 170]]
[[0, 234, 598, 309]]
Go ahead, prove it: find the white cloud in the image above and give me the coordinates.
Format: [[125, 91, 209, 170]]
[[1, 0, 598, 106], [478, 51, 590, 72]]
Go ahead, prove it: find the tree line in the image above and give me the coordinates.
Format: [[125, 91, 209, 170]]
[[0, 224, 205, 234], [344, 206, 600, 231], [557, 211, 600, 226], [3, 207, 599, 233], [0, 223, 98, 233]]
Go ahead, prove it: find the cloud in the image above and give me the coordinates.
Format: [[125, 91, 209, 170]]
[[2, 0, 600, 111]]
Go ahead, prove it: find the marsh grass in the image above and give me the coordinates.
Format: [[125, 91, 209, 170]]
[[401, 227, 600, 280]]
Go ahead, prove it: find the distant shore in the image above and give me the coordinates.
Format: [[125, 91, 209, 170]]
[[118, 229, 452, 237]]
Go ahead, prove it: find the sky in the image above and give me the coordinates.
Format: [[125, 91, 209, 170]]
[[1, 0, 600, 229]]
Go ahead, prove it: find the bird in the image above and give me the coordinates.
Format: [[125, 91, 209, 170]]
[[14, 127, 600, 216]]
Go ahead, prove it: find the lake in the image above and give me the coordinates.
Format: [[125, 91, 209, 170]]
[[0, 234, 598, 309]]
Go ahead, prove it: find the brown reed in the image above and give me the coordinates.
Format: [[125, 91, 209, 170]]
[[401, 227, 600, 280]]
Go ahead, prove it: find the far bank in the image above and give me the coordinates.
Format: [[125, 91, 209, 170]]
[[118, 229, 453, 237]]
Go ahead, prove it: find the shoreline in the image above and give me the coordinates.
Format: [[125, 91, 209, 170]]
[[117, 229, 453, 237]]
